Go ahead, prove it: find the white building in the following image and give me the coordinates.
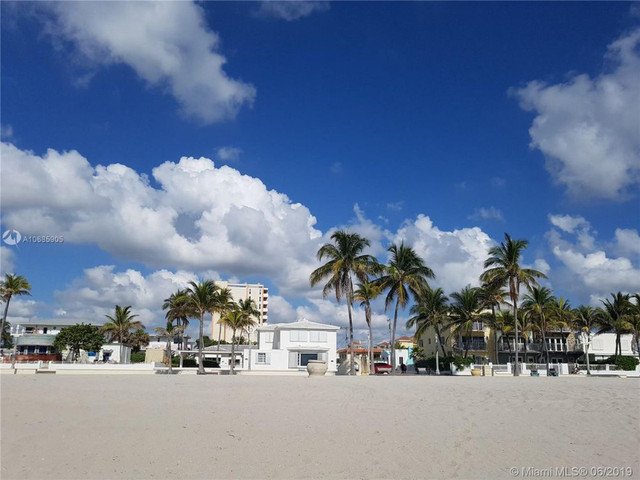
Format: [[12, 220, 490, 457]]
[[581, 333, 636, 361], [243, 319, 339, 373], [211, 282, 269, 343]]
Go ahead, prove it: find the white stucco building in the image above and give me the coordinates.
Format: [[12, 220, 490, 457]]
[[243, 319, 339, 373], [581, 333, 636, 360]]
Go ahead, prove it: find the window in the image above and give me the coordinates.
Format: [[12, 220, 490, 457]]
[[261, 332, 273, 343], [257, 352, 271, 364], [290, 330, 308, 342], [309, 331, 327, 342]]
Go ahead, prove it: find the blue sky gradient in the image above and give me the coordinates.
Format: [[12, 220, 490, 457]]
[[2, 2, 638, 344]]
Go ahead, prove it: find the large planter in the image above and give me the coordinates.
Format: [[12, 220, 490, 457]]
[[307, 360, 328, 376], [471, 368, 482, 376], [450, 363, 472, 376]]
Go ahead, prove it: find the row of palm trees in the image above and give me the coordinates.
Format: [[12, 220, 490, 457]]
[[161, 281, 259, 374], [309, 231, 639, 376], [310, 231, 435, 375]]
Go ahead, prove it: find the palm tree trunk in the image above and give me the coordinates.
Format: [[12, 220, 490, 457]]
[[513, 299, 520, 377], [166, 339, 173, 374], [230, 329, 236, 375], [0, 297, 11, 348], [347, 281, 355, 376], [391, 301, 399, 375], [198, 312, 205, 375], [491, 305, 498, 363], [436, 326, 447, 357], [367, 312, 373, 376]]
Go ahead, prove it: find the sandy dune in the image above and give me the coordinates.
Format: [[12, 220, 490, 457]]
[[1, 375, 638, 480]]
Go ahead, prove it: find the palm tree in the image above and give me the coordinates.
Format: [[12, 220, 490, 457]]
[[0, 274, 31, 348], [448, 286, 485, 358], [406, 286, 449, 357], [495, 310, 514, 354], [574, 305, 599, 374], [219, 310, 257, 375], [377, 242, 434, 374], [354, 281, 382, 374], [154, 321, 185, 374], [162, 289, 190, 349], [129, 328, 150, 352], [309, 231, 380, 376], [626, 294, 640, 362], [522, 286, 555, 373], [237, 298, 260, 346], [597, 292, 632, 357], [480, 233, 547, 376], [213, 287, 235, 348], [478, 281, 509, 362], [102, 305, 145, 344], [185, 280, 217, 374]]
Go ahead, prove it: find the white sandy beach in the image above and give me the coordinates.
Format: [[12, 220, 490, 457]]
[[1, 375, 639, 480]]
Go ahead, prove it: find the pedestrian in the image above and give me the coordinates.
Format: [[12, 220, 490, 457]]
[[401, 363, 407, 374]]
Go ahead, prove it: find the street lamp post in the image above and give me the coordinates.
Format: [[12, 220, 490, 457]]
[[435, 334, 440, 375]]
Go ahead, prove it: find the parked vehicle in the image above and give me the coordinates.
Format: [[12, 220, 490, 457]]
[[374, 362, 393, 374]]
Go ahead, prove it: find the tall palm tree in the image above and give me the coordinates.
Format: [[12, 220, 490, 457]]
[[237, 298, 260, 344], [377, 242, 434, 374], [162, 289, 190, 349], [448, 286, 485, 358], [597, 292, 632, 357], [309, 231, 380, 375], [102, 305, 145, 344], [154, 321, 185, 374], [0, 274, 31, 348], [354, 281, 382, 373], [574, 305, 599, 374], [522, 286, 555, 373], [480, 233, 547, 376], [406, 286, 450, 357], [185, 280, 217, 374], [219, 310, 257, 375], [478, 280, 509, 362]]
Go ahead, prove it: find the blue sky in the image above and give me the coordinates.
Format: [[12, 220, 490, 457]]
[[1, 2, 639, 345]]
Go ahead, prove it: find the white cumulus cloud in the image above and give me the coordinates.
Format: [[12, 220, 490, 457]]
[[1, 142, 324, 297], [42, 1, 255, 124], [548, 215, 640, 304], [513, 28, 640, 201]]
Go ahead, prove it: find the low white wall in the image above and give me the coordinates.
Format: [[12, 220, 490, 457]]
[[52, 363, 157, 374]]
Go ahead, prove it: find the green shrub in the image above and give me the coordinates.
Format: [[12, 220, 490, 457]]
[[452, 355, 473, 370], [415, 356, 454, 371], [130, 352, 146, 363], [612, 356, 639, 371], [171, 357, 219, 368]]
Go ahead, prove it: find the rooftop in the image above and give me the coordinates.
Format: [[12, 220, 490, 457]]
[[257, 319, 340, 332]]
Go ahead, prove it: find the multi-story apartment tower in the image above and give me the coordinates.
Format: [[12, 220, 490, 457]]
[[211, 282, 268, 343]]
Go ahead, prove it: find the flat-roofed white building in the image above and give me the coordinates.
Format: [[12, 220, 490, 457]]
[[211, 281, 268, 342], [244, 319, 339, 373]]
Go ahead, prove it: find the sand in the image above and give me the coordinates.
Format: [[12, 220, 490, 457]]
[[1, 375, 639, 480]]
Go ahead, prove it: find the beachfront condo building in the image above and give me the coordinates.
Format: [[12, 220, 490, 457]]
[[211, 281, 269, 343]]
